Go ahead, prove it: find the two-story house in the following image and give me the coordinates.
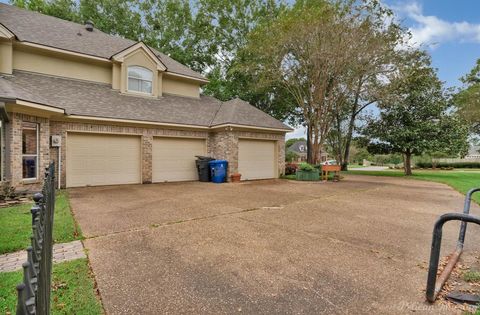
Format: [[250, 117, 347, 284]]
[[0, 4, 291, 188]]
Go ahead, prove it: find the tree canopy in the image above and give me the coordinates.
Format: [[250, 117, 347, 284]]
[[454, 58, 480, 135], [362, 51, 469, 175]]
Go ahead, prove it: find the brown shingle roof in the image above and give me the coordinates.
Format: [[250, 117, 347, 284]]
[[0, 71, 291, 130], [0, 3, 206, 81], [212, 98, 290, 130]]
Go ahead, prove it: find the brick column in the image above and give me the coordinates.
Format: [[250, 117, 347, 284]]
[[207, 130, 238, 180], [278, 138, 285, 176], [142, 135, 153, 183]]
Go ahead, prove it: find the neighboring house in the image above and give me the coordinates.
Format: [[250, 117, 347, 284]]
[[466, 145, 480, 159], [0, 4, 292, 188], [287, 140, 328, 163]]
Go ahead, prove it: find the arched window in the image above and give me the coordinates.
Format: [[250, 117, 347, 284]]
[[127, 66, 153, 94]]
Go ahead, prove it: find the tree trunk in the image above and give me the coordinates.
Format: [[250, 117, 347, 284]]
[[334, 108, 344, 168], [341, 113, 356, 171], [307, 123, 314, 164], [404, 150, 412, 176], [342, 77, 364, 171]]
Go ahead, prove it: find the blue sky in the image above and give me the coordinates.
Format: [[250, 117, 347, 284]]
[[288, 0, 480, 139], [387, 0, 480, 88]]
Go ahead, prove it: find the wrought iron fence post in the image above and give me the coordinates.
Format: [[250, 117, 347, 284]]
[[15, 162, 55, 315]]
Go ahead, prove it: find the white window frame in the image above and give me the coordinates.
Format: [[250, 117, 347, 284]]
[[21, 122, 39, 180], [127, 66, 153, 95]]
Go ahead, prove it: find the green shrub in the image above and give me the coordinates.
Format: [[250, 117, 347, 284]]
[[285, 151, 299, 162], [415, 161, 480, 169], [463, 271, 480, 282], [298, 162, 314, 171]]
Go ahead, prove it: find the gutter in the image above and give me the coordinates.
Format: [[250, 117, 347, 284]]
[[0, 99, 12, 122]]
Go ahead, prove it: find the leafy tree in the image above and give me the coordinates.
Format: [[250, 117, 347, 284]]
[[239, 0, 375, 164], [348, 140, 372, 164], [454, 58, 480, 135], [329, 4, 407, 171], [11, 0, 79, 21], [285, 151, 299, 162], [79, 0, 144, 41], [363, 51, 469, 175]]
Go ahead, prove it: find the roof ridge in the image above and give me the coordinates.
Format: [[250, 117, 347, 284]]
[[209, 100, 226, 127], [0, 3, 130, 42]]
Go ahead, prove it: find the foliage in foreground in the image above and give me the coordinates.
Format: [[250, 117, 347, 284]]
[[0, 258, 102, 314], [0, 191, 82, 254]]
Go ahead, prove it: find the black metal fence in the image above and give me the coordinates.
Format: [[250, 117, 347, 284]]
[[16, 163, 56, 315], [426, 187, 480, 302]]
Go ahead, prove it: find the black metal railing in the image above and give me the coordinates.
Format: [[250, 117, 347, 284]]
[[16, 163, 56, 315], [426, 188, 480, 303]]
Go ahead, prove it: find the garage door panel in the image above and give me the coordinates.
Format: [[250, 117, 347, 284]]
[[238, 140, 276, 180], [66, 133, 141, 187], [153, 138, 206, 182]]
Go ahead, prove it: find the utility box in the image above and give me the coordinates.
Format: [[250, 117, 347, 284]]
[[50, 135, 61, 147]]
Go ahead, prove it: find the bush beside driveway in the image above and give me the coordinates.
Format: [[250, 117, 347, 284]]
[[70, 177, 480, 314]]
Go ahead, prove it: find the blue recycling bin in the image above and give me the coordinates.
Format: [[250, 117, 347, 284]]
[[208, 160, 228, 183]]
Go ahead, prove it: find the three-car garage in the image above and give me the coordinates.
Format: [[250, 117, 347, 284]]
[[65, 132, 278, 188]]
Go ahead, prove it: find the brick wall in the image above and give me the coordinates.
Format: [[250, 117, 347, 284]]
[[49, 120, 210, 188], [5, 113, 285, 188], [207, 128, 285, 179], [6, 113, 50, 190]]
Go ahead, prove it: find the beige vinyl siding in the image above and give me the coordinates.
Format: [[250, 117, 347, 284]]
[[162, 75, 200, 98], [238, 139, 276, 180], [152, 137, 205, 182], [13, 46, 112, 84], [66, 133, 141, 187]]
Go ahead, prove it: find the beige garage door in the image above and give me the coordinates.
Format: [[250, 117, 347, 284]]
[[238, 139, 276, 180], [66, 133, 141, 187], [152, 137, 206, 182]]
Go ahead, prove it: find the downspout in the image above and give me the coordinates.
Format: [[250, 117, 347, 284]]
[[0, 101, 10, 182], [0, 101, 10, 123]]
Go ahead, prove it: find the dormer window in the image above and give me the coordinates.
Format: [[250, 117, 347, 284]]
[[127, 66, 153, 94]]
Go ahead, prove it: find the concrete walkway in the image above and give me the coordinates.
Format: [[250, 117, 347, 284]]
[[0, 240, 86, 272]]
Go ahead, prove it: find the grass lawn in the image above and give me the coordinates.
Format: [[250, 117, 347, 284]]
[[0, 191, 82, 254], [344, 169, 480, 204], [0, 258, 103, 314]]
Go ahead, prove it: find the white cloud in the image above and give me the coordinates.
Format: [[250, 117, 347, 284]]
[[286, 126, 306, 140], [394, 1, 480, 49]]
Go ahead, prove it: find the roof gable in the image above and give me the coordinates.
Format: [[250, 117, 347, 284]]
[[111, 42, 166, 71], [211, 98, 292, 131], [288, 141, 307, 153]]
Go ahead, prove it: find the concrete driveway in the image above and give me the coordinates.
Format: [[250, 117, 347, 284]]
[[69, 176, 480, 314]]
